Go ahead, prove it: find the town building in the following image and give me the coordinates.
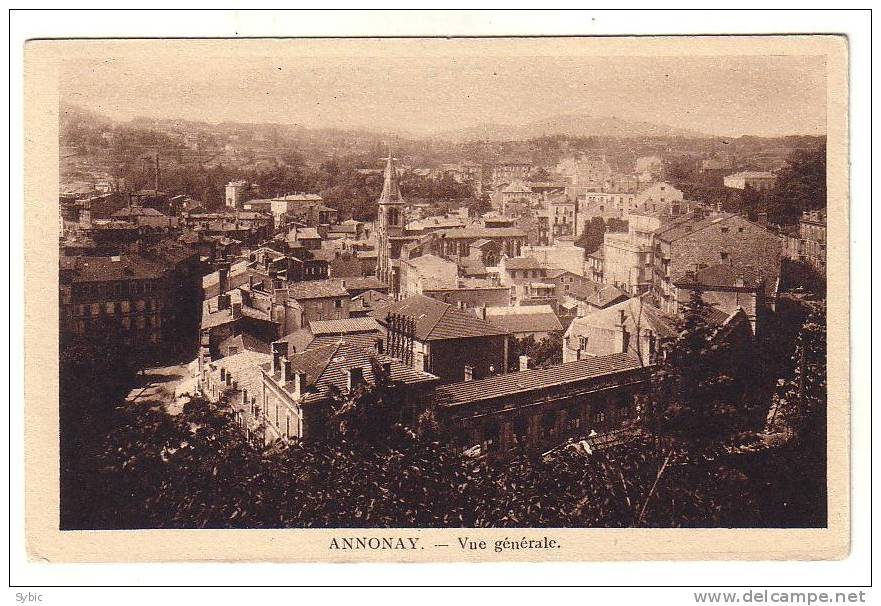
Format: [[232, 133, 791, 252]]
[[786, 209, 827, 274], [563, 296, 676, 364], [672, 264, 764, 334], [547, 196, 579, 242], [60, 242, 202, 357], [652, 212, 784, 316], [399, 254, 459, 296], [225, 180, 248, 209], [199, 349, 272, 441], [433, 352, 647, 459], [483, 304, 563, 341], [371, 293, 509, 383], [431, 227, 526, 261], [260, 339, 438, 443], [723, 171, 777, 191], [492, 160, 532, 188]]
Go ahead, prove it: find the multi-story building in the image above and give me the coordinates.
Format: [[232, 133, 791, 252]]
[[59, 242, 202, 357], [431, 227, 526, 261], [602, 232, 653, 295], [548, 196, 578, 242], [563, 296, 676, 364], [225, 180, 248, 208], [371, 294, 509, 384], [433, 351, 648, 459], [723, 171, 777, 191], [492, 160, 532, 188], [260, 339, 438, 443], [791, 209, 827, 274], [399, 254, 459, 296], [652, 212, 784, 316]]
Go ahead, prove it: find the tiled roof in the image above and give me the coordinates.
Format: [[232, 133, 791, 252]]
[[208, 350, 272, 399], [726, 171, 775, 179], [351, 289, 390, 309], [275, 328, 316, 355], [503, 256, 544, 271], [340, 276, 389, 292], [403, 254, 457, 272], [436, 227, 526, 240], [60, 255, 165, 283], [434, 352, 643, 407], [112, 206, 167, 218], [586, 284, 630, 308], [308, 317, 381, 336], [371, 294, 507, 342], [263, 339, 437, 404], [288, 227, 321, 241], [287, 279, 349, 300], [484, 305, 563, 334], [309, 332, 382, 352], [218, 332, 271, 356], [678, 263, 762, 289], [565, 296, 677, 345]]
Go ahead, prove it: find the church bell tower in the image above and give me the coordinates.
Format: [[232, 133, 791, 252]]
[[376, 151, 406, 288]]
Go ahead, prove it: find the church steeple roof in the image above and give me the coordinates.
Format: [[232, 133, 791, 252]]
[[379, 151, 404, 204]]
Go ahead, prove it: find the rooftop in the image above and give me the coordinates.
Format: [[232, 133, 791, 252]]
[[287, 279, 350, 300], [502, 256, 545, 271], [263, 339, 437, 404], [308, 317, 381, 336], [371, 294, 508, 342], [483, 305, 564, 334], [436, 227, 526, 240], [434, 352, 643, 407]]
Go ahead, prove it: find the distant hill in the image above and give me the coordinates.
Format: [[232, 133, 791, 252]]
[[432, 113, 711, 141]]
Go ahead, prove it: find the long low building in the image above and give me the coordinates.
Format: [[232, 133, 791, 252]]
[[433, 352, 649, 459]]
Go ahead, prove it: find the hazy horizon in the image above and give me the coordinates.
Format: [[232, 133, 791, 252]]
[[61, 53, 827, 139]]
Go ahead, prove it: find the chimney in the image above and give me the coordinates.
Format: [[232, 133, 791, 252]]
[[618, 309, 626, 325], [480, 304, 487, 320], [519, 355, 529, 372], [347, 367, 364, 391], [271, 341, 286, 374], [232, 301, 242, 319], [232, 380, 238, 392], [281, 358, 291, 385], [734, 274, 745, 288], [218, 262, 230, 294], [463, 365, 474, 382], [293, 371, 307, 398], [219, 293, 231, 310]]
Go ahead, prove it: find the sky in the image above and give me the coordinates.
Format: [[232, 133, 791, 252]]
[[60, 51, 826, 138]]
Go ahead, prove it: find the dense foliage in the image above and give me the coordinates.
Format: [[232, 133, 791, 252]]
[[61, 299, 827, 530]]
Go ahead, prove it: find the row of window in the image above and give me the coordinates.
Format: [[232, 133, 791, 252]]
[[67, 299, 160, 317], [477, 403, 631, 452]]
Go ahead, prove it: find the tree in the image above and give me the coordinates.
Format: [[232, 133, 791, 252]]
[[574, 217, 606, 254], [468, 193, 492, 218], [766, 144, 826, 225], [647, 289, 750, 446]]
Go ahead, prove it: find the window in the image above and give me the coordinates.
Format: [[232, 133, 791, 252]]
[[334, 299, 343, 309], [721, 227, 730, 234], [513, 417, 529, 446], [720, 252, 730, 261]]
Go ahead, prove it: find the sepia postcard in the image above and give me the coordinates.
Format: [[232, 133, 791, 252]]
[[23, 34, 849, 563]]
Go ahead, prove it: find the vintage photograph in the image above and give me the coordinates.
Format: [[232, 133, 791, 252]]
[[48, 37, 834, 537]]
